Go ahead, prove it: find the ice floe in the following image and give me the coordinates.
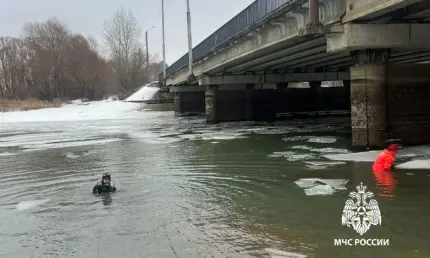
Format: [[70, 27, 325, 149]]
[[396, 160, 430, 170], [305, 185, 335, 196], [65, 152, 80, 159], [303, 161, 346, 170], [268, 151, 316, 161], [294, 178, 349, 196], [282, 136, 314, 142], [0, 152, 15, 157], [307, 137, 337, 144], [291, 145, 350, 153], [303, 161, 346, 166], [16, 199, 50, 211]]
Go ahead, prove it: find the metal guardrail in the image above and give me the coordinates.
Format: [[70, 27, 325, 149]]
[[163, 0, 294, 78]]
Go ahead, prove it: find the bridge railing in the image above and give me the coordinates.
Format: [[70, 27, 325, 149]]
[[164, 0, 294, 78]]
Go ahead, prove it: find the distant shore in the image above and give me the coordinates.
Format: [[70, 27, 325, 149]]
[[0, 99, 64, 112]]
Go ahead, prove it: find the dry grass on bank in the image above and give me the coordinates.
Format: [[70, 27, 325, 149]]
[[0, 99, 64, 112]]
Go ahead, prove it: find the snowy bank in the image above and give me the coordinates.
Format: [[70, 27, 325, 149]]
[[125, 83, 160, 102], [0, 98, 141, 123]]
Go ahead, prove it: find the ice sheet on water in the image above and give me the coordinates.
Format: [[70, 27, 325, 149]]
[[294, 178, 319, 188], [200, 132, 248, 141], [282, 135, 314, 142], [396, 160, 430, 169], [305, 185, 335, 196], [291, 145, 350, 154], [286, 154, 316, 162], [294, 178, 349, 194], [305, 165, 328, 170], [268, 151, 296, 158], [304, 161, 346, 166], [307, 137, 337, 144], [319, 179, 349, 190], [0, 152, 15, 157], [268, 151, 316, 161], [304, 161, 345, 170], [142, 137, 182, 145], [21, 138, 122, 151], [65, 152, 80, 159], [323, 151, 379, 162], [16, 199, 50, 211], [178, 134, 201, 140], [323, 145, 430, 163]]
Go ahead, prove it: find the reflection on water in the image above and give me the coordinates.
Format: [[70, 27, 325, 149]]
[[373, 171, 396, 199], [0, 111, 430, 258], [101, 194, 113, 206]]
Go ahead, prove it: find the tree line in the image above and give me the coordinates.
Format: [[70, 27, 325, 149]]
[[0, 7, 163, 101]]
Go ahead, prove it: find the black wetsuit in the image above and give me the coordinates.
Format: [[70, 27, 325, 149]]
[[93, 181, 117, 194]]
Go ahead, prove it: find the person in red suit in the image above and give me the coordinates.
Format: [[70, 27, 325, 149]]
[[372, 144, 399, 173], [372, 144, 399, 198]]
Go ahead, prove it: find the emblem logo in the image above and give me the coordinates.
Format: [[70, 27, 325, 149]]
[[341, 182, 381, 235]]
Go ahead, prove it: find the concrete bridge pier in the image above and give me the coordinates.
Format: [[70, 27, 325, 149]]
[[350, 49, 391, 149], [350, 49, 430, 149], [343, 80, 351, 110], [171, 87, 206, 116], [204, 84, 277, 124], [205, 85, 217, 124], [276, 83, 289, 114], [309, 81, 322, 111]]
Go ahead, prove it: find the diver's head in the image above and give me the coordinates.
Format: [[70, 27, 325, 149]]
[[102, 173, 111, 185], [388, 144, 399, 153]]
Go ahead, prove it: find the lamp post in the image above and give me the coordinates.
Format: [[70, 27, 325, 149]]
[[186, 0, 194, 81], [161, 0, 166, 86], [145, 25, 155, 82]]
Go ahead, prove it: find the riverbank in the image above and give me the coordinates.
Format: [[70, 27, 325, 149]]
[[0, 99, 64, 112]]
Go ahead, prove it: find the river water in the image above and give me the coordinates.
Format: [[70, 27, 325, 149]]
[[1, 101, 430, 258]]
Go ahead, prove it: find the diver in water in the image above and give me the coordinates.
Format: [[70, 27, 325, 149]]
[[93, 173, 117, 194]]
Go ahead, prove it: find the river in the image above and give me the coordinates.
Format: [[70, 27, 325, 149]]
[[1, 100, 430, 258]]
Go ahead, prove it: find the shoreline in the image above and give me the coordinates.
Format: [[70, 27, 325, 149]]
[[0, 99, 64, 113]]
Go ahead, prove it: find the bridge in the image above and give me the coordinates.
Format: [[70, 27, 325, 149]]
[[161, 0, 430, 149]]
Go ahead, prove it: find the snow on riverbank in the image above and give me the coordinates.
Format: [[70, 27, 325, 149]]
[[0, 98, 142, 123], [125, 83, 160, 102]]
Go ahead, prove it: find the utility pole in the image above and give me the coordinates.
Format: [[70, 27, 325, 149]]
[[145, 30, 150, 82], [186, 0, 194, 81], [161, 0, 166, 86]]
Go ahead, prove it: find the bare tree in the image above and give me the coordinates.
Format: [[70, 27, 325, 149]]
[[23, 18, 70, 100], [103, 7, 149, 91], [0, 15, 160, 102]]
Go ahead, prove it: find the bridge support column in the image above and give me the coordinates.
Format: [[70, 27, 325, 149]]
[[205, 85, 218, 124], [245, 84, 255, 121], [276, 83, 289, 113], [204, 84, 277, 124], [350, 49, 390, 149], [343, 80, 351, 110], [309, 81, 322, 111], [173, 91, 205, 116]]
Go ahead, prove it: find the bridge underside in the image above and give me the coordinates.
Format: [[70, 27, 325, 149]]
[[166, 0, 430, 149]]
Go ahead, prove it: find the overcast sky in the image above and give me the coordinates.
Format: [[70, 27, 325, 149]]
[[0, 0, 255, 65]]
